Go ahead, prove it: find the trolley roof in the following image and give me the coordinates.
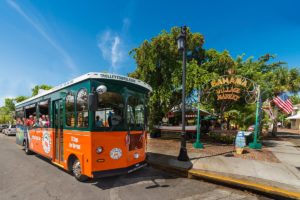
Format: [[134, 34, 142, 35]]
[[15, 72, 152, 107]]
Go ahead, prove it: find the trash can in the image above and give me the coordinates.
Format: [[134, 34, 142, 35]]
[[235, 131, 246, 154]]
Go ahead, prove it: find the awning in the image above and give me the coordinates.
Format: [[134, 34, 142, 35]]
[[170, 104, 211, 115], [203, 115, 218, 120], [286, 114, 300, 120]]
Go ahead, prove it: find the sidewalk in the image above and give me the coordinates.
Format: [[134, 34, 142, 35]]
[[146, 132, 300, 199]]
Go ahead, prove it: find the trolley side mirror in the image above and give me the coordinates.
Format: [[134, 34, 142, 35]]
[[88, 93, 98, 111]]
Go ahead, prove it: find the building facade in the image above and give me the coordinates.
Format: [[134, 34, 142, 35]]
[[286, 104, 300, 130]]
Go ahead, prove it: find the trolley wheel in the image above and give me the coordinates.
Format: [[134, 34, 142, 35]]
[[24, 140, 32, 155], [72, 159, 88, 182]]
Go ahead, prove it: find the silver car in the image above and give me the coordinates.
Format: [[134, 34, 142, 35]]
[[0, 125, 8, 133], [4, 125, 16, 136]]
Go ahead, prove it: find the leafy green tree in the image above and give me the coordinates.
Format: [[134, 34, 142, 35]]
[[0, 100, 14, 124], [14, 95, 29, 103], [290, 95, 300, 105], [130, 27, 300, 135], [0, 109, 10, 124], [32, 84, 53, 96], [235, 54, 300, 134], [130, 27, 202, 129], [278, 112, 289, 128], [4, 98, 15, 111], [130, 26, 235, 131], [236, 54, 300, 99]]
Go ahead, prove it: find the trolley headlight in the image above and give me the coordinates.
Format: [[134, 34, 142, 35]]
[[96, 146, 103, 154], [134, 152, 139, 159]]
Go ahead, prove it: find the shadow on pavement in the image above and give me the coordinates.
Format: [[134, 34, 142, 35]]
[[190, 150, 234, 160], [262, 141, 278, 147], [32, 153, 175, 190], [147, 152, 193, 171], [91, 165, 174, 190], [277, 134, 300, 139]]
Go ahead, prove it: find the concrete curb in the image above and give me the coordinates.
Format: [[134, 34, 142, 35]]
[[147, 160, 189, 177], [189, 169, 300, 200], [147, 160, 300, 200]]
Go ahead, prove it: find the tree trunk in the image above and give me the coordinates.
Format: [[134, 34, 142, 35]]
[[271, 107, 278, 137], [227, 119, 230, 130]]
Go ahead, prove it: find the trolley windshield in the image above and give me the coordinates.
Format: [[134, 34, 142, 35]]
[[93, 84, 146, 131]]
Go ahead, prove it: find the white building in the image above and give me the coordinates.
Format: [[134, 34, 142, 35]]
[[286, 104, 300, 130]]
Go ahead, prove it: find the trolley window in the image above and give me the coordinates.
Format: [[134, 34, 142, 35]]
[[66, 93, 75, 127], [77, 88, 88, 128], [127, 96, 145, 130], [38, 100, 50, 128], [24, 104, 38, 128], [94, 92, 125, 130]]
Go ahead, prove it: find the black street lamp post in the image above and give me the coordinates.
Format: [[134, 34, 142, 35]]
[[177, 26, 190, 161]]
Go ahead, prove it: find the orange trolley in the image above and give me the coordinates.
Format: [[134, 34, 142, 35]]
[[15, 72, 152, 181]]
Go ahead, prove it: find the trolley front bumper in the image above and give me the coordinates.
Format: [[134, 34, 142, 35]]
[[92, 161, 147, 178]]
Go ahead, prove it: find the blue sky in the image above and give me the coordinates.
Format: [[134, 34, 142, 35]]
[[1, 0, 300, 106]]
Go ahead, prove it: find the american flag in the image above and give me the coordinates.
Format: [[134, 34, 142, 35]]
[[273, 94, 294, 114]]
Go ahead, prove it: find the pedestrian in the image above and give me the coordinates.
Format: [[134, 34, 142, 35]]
[[95, 116, 103, 127]]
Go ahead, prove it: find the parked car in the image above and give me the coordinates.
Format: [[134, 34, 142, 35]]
[[0, 124, 8, 133], [4, 125, 16, 136], [0, 124, 8, 132]]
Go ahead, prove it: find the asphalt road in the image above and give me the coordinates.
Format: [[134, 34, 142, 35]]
[[0, 134, 270, 200]]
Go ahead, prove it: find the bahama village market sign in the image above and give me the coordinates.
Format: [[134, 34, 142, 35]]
[[211, 76, 248, 101], [198, 74, 263, 150], [216, 87, 241, 101], [203, 75, 257, 103]]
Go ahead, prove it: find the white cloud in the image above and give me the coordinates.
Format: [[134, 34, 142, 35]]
[[97, 17, 132, 73], [6, 0, 77, 74], [97, 30, 125, 72], [111, 36, 121, 67]]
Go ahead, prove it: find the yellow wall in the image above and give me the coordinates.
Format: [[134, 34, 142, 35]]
[[291, 119, 300, 130]]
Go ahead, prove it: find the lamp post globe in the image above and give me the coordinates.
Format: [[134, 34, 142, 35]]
[[177, 26, 189, 161], [177, 31, 185, 51]]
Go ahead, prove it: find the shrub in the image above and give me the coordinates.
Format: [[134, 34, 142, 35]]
[[208, 132, 235, 144]]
